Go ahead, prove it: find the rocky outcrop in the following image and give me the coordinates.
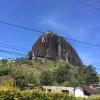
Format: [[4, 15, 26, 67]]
[[32, 32, 82, 66]]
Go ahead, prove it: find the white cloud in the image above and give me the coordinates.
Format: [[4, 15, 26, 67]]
[[0, 57, 3, 60]]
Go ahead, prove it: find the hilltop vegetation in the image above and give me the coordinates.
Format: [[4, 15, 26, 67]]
[[0, 58, 99, 89]]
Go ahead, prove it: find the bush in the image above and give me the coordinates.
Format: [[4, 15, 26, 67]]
[[0, 88, 99, 100], [0, 66, 12, 76], [53, 64, 71, 84], [0, 89, 75, 100], [39, 70, 53, 85], [11, 68, 36, 88]]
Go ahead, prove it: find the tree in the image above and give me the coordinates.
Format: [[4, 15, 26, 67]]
[[0, 66, 12, 76], [28, 51, 32, 59], [13, 72, 36, 88], [53, 64, 71, 84], [84, 65, 99, 84], [39, 71, 53, 85], [11, 66, 36, 88]]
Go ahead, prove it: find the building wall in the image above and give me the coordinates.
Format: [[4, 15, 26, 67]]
[[43, 86, 74, 95], [74, 86, 87, 98], [91, 94, 100, 96]]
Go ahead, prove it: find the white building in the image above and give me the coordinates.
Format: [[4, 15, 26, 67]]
[[43, 85, 100, 98], [43, 86, 74, 95], [74, 85, 97, 98]]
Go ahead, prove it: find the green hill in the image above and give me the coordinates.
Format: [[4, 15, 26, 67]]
[[0, 57, 99, 89]]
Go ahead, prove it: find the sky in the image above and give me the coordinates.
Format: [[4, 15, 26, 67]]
[[0, 0, 100, 73]]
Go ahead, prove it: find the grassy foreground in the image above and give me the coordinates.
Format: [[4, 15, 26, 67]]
[[0, 87, 100, 100]]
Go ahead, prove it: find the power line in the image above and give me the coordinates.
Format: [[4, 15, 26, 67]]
[[75, 0, 100, 11], [0, 19, 99, 71], [0, 49, 26, 56], [0, 19, 100, 48], [66, 37, 100, 48], [0, 20, 43, 33], [1, 49, 99, 71], [0, 19, 100, 69], [0, 45, 29, 52], [0, 42, 30, 51]]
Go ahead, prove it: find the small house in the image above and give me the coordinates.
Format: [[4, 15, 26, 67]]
[[43, 86, 74, 95], [74, 85, 97, 98]]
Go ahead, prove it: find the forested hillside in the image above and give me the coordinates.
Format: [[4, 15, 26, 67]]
[[0, 58, 98, 89]]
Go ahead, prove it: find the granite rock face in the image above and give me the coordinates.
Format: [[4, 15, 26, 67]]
[[32, 32, 82, 66]]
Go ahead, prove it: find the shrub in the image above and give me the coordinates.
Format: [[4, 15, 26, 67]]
[[0, 88, 99, 100], [39, 70, 53, 85], [0, 66, 12, 76]]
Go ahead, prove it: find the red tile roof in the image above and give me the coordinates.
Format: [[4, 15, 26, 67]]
[[79, 85, 97, 94]]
